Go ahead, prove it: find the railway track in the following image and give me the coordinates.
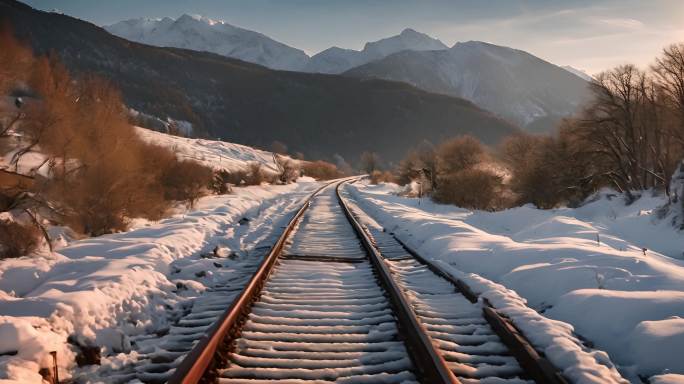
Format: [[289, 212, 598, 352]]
[[167, 180, 568, 384]]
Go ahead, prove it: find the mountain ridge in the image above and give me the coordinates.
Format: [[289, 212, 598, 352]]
[[103, 14, 592, 132], [105, 16, 450, 74], [344, 40, 592, 131], [305, 28, 448, 74], [2, 0, 520, 165], [105, 14, 310, 71]]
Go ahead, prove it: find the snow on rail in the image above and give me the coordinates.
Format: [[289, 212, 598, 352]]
[[218, 259, 416, 383], [341, 182, 629, 383], [217, 185, 417, 382], [0, 182, 320, 383], [283, 192, 365, 261]]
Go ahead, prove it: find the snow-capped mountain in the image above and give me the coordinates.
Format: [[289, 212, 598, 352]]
[[103, 15, 588, 131], [104, 14, 309, 71], [345, 41, 593, 131], [562, 65, 593, 81], [305, 28, 448, 74]]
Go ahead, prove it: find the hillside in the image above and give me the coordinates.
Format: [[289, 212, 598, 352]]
[[0, 0, 519, 165], [135, 128, 283, 174], [345, 41, 592, 131]]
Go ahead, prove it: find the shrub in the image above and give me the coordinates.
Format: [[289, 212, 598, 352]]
[[210, 170, 233, 194], [396, 142, 438, 189], [0, 32, 223, 235], [370, 170, 395, 185], [275, 156, 300, 184], [436, 135, 485, 175], [0, 220, 40, 258], [244, 162, 265, 185], [302, 160, 341, 180], [432, 168, 503, 210], [500, 130, 595, 208], [160, 158, 213, 207]]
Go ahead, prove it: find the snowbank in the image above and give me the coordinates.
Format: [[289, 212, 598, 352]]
[[135, 126, 285, 174], [345, 182, 684, 382], [0, 181, 319, 382]]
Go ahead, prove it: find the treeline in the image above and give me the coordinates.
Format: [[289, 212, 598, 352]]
[[379, 42, 684, 210], [504, 43, 684, 208]]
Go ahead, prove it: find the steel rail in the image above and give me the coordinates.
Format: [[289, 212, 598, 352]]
[[390, 234, 568, 384], [336, 180, 568, 384], [335, 182, 460, 384], [167, 180, 335, 384]]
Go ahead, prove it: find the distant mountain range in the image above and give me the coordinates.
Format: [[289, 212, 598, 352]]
[[345, 41, 592, 130], [104, 17, 448, 74], [304, 28, 448, 74], [104, 14, 592, 131], [105, 14, 309, 71], [2, 0, 519, 166]]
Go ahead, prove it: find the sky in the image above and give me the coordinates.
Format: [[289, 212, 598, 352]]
[[24, 0, 684, 74]]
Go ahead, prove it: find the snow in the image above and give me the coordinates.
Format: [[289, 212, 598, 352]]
[[344, 181, 684, 382], [1, 123, 287, 180], [218, 186, 417, 382], [0, 181, 321, 383], [562, 65, 593, 81], [362, 28, 448, 62], [104, 15, 310, 71], [135, 126, 285, 174], [306, 28, 448, 74], [105, 16, 449, 75], [345, 40, 592, 129]]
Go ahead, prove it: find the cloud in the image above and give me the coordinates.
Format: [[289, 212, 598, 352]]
[[595, 17, 645, 30]]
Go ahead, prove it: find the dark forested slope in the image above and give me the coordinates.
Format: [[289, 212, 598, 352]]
[[1, 0, 519, 163]]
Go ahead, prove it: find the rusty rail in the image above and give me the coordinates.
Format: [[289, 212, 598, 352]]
[[167, 181, 334, 384], [335, 182, 459, 384], [384, 219, 568, 384]]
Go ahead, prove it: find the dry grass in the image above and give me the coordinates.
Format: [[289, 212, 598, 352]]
[[0, 220, 40, 259]]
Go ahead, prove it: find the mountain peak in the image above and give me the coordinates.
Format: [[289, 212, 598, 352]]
[[400, 27, 419, 36], [104, 15, 309, 71], [362, 28, 448, 57], [175, 13, 221, 26], [345, 39, 593, 130]]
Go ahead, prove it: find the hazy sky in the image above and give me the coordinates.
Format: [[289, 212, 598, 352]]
[[24, 0, 684, 74]]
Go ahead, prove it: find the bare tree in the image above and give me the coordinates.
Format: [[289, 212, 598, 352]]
[[572, 65, 672, 196], [360, 151, 380, 174], [0, 30, 217, 237], [653, 43, 684, 146]]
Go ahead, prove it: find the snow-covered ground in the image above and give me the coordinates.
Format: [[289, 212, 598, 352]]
[[135, 127, 285, 174], [344, 181, 684, 383], [0, 180, 320, 383], [2, 125, 287, 178]]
